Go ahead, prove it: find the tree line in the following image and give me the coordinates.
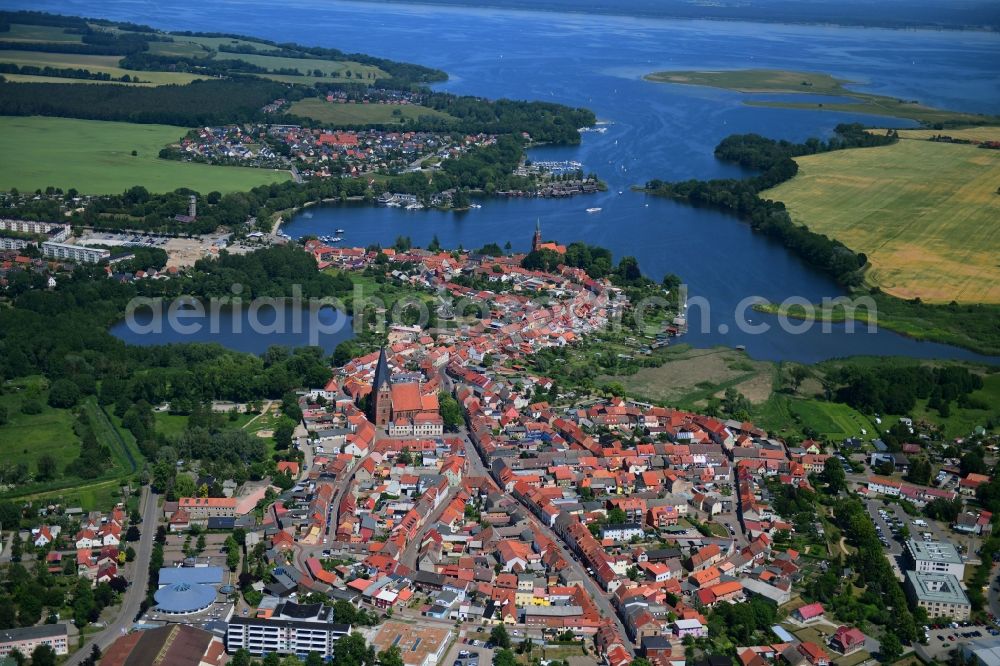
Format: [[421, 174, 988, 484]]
[[644, 124, 897, 286], [0, 79, 287, 126], [829, 362, 982, 416]]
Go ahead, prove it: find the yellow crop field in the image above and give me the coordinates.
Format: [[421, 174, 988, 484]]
[[763, 140, 1000, 304]]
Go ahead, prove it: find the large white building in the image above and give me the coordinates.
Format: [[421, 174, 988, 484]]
[[226, 601, 350, 658], [904, 571, 971, 621], [42, 241, 110, 264], [905, 538, 965, 578], [0, 219, 70, 241]]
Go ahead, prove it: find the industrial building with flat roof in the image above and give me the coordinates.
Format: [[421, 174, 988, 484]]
[[904, 571, 971, 621], [963, 636, 1000, 666], [370, 620, 451, 666], [905, 538, 965, 578]]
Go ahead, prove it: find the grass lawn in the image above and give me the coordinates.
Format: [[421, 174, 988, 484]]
[[1, 23, 85, 44], [787, 399, 879, 441], [0, 116, 293, 195], [0, 49, 203, 85], [646, 68, 999, 126], [288, 98, 455, 125], [154, 412, 191, 439], [598, 346, 774, 408], [0, 381, 79, 477], [762, 139, 1000, 303], [18, 478, 127, 511]]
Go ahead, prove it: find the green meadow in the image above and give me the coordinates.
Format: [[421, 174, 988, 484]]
[[0, 116, 292, 195]]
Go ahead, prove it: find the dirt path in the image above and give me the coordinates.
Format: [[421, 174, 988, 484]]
[[241, 400, 274, 429]]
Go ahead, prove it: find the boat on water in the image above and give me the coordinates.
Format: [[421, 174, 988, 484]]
[[330, 237, 342, 243], [469, 203, 482, 209], [586, 207, 602, 213], [336, 228, 345, 234]]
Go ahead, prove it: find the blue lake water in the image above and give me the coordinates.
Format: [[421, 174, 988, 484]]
[[110, 303, 354, 355], [31, 0, 999, 362]]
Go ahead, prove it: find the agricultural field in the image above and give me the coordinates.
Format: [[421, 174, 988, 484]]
[[0, 73, 136, 85], [1, 22, 85, 43], [0, 116, 292, 195], [647, 68, 999, 126], [212, 51, 386, 80], [0, 49, 203, 85], [762, 138, 1000, 304], [889, 126, 1000, 143], [288, 98, 455, 125]]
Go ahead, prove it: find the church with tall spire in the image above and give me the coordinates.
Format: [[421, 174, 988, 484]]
[[367, 346, 443, 436], [530, 219, 567, 255], [369, 346, 393, 428]]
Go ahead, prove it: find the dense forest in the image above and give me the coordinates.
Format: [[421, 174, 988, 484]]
[[0, 79, 289, 126], [645, 124, 897, 287], [829, 363, 984, 416]]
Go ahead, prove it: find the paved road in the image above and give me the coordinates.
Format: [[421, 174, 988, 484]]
[[294, 453, 359, 569], [461, 431, 636, 655], [399, 485, 459, 570], [66, 485, 158, 665]]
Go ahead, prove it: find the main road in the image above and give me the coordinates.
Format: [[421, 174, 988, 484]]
[[459, 429, 637, 654], [66, 484, 158, 665]]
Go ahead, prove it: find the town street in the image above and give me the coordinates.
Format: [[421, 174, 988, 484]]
[[66, 485, 158, 666], [460, 429, 637, 655]]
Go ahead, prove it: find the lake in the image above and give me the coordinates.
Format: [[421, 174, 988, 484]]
[[110, 301, 355, 355], [31, 0, 998, 362]]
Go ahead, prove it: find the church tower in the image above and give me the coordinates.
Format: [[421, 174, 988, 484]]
[[370, 346, 393, 428], [532, 218, 542, 253]]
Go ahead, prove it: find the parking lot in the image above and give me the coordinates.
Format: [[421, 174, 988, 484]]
[[918, 623, 1000, 662]]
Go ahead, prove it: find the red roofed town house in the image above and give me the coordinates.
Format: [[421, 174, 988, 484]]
[[829, 626, 866, 655], [794, 602, 825, 623]]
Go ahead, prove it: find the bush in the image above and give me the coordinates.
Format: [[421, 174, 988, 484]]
[[47, 379, 81, 408], [21, 400, 42, 415]]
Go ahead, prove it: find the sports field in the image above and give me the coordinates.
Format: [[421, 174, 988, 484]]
[[288, 98, 455, 125], [0, 116, 292, 195], [762, 137, 1000, 303]]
